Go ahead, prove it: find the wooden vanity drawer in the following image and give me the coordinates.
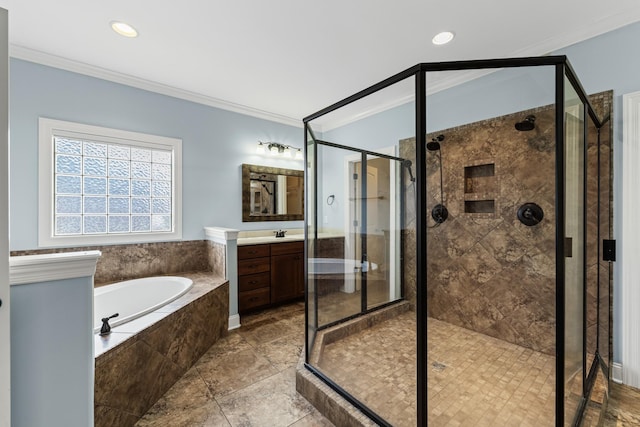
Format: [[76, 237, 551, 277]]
[[271, 241, 304, 256], [238, 257, 270, 275], [239, 287, 270, 311], [239, 272, 270, 292], [238, 244, 270, 260]]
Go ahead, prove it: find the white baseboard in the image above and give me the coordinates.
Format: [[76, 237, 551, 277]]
[[612, 362, 623, 384], [228, 314, 241, 331]]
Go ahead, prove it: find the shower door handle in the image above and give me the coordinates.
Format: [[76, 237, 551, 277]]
[[565, 237, 573, 258]]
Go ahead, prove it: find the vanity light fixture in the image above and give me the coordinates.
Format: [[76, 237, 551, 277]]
[[111, 21, 138, 38], [432, 31, 454, 45], [256, 141, 303, 161]]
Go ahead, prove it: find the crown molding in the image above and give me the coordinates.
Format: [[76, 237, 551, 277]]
[[9, 45, 302, 129], [9, 250, 102, 286]]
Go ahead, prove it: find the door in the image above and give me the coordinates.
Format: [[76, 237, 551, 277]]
[[0, 8, 10, 427], [563, 76, 586, 426]]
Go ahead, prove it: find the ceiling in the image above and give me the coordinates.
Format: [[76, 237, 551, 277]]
[[1, 0, 639, 128]]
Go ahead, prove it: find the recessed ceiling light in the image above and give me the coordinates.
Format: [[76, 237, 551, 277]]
[[110, 21, 138, 38], [432, 31, 454, 46]]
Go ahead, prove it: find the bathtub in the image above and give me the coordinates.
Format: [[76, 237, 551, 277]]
[[308, 258, 378, 275], [308, 258, 378, 294], [93, 276, 193, 332]]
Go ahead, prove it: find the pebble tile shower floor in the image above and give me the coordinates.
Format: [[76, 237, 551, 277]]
[[318, 311, 555, 426]]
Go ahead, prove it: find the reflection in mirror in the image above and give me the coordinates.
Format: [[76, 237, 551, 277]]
[[242, 164, 304, 222]]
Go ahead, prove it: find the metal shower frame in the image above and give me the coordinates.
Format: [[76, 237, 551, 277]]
[[303, 55, 612, 427]]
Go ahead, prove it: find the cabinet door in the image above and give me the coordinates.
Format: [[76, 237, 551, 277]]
[[271, 252, 304, 303]]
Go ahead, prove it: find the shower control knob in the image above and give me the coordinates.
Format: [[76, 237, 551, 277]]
[[517, 203, 544, 226]]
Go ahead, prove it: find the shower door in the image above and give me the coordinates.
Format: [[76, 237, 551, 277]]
[[348, 152, 403, 310], [308, 141, 405, 329], [562, 73, 586, 426]]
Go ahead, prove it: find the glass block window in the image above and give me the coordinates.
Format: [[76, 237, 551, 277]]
[[53, 138, 173, 235], [40, 118, 182, 246]]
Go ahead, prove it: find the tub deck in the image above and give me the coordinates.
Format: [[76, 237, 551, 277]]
[[94, 271, 229, 427], [94, 272, 226, 358]]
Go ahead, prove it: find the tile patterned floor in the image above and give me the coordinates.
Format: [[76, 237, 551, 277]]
[[136, 301, 640, 426], [602, 382, 640, 426], [135, 301, 334, 427]]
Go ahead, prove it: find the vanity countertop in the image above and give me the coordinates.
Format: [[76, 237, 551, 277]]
[[236, 229, 344, 246]]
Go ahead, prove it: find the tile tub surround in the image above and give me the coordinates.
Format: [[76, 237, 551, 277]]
[[11, 240, 210, 286], [400, 91, 612, 355], [94, 272, 229, 427]]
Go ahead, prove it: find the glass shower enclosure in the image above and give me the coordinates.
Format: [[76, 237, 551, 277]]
[[302, 56, 612, 426]]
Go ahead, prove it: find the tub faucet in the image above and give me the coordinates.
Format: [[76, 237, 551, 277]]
[[274, 230, 287, 238], [99, 313, 119, 336]]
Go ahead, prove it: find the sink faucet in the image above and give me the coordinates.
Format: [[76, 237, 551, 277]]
[[274, 230, 287, 238], [99, 313, 119, 336]]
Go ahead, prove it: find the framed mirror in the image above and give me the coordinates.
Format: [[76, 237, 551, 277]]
[[242, 164, 304, 222]]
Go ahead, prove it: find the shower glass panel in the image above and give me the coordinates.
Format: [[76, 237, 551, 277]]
[[563, 75, 585, 426], [586, 113, 599, 366], [306, 128, 318, 355], [423, 65, 557, 425], [598, 118, 612, 371], [314, 143, 365, 327], [305, 138, 412, 425]]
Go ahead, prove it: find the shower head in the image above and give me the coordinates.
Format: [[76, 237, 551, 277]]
[[403, 160, 416, 182], [515, 115, 536, 131], [427, 134, 444, 151]]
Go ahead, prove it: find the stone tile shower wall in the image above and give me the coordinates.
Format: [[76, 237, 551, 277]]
[[400, 92, 612, 355]]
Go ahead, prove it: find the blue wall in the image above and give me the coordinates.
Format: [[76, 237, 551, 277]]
[[9, 59, 303, 250], [11, 275, 94, 427]]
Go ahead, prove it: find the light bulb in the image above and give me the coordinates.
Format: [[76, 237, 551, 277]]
[[111, 21, 138, 38], [284, 147, 292, 158], [295, 149, 303, 160], [432, 31, 454, 45], [256, 142, 265, 154], [269, 145, 279, 155]]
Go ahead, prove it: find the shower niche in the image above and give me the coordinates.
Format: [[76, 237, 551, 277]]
[[463, 162, 496, 215], [301, 57, 613, 427]]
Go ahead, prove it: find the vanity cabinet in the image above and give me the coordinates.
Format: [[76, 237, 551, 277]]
[[271, 242, 304, 303], [237, 241, 304, 312]]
